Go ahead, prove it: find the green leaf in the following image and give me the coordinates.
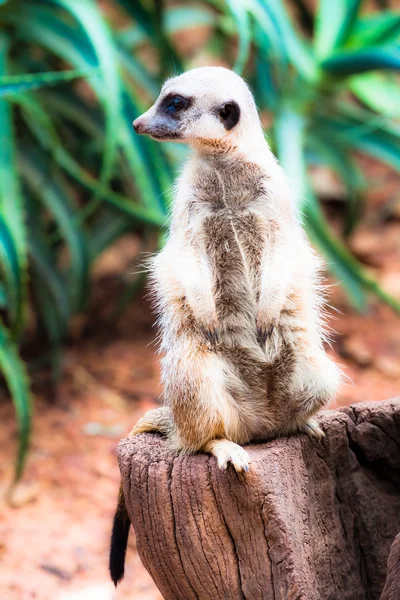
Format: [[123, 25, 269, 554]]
[[349, 72, 400, 118], [315, 111, 400, 172], [274, 107, 366, 306], [51, 0, 121, 184], [307, 134, 365, 236], [0, 214, 23, 330], [274, 106, 308, 203], [0, 32, 27, 336], [14, 90, 165, 226], [36, 87, 105, 141], [307, 204, 367, 310], [16, 2, 121, 186], [116, 0, 184, 75], [349, 12, 400, 48], [248, 2, 287, 94], [116, 0, 154, 39], [20, 147, 90, 312], [0, 67, 97, 98], [251, 0, 317, 81], [118, 45, 159, 98], [253, 49, 279, 110], [225, 0, 251, 73], [0, 323, 32, 481], [315, 0, 361, 58], [322, 46, 400, 75]]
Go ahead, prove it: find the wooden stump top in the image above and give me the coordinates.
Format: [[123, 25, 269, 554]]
[[118, 399, 400, 600]]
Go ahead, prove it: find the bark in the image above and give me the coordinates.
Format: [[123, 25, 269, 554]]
[[118, 399, 400, 600]]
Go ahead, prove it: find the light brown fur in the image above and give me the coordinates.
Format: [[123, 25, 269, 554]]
[[110, 67, 341, 586], [129, 68, 341, 469]]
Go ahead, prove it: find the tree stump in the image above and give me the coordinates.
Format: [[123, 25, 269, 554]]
[[118, 399, 400, 600]]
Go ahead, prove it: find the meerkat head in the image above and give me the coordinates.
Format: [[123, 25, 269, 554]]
[[133, 66, 264, 151]]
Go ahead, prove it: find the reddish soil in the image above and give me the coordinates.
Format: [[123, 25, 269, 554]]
[[1, 160, 400, 599]]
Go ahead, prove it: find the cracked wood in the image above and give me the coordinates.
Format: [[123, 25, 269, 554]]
[[117, 399, 400, 600]]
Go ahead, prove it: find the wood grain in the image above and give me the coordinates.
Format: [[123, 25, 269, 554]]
[[118, 399, 400, 600]]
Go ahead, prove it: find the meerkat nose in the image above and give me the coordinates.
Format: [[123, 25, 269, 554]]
[[133, 118, 144, 134]]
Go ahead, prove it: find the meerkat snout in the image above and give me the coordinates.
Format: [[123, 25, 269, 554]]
[[132, 119, 144, 134], [131, 66, 263, 147]]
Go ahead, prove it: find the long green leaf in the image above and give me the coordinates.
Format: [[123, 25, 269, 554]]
[[0, 214, 23, 328], [251, 0, 317, 81], [315, 0, 361, 58], [349, 72, 400, 118], [20, 148, 90, 312], [0, 67, 97, 98], [49, 0, 121, 185], [0, 323, 32, 480], [14, 90, 165, 226], [349, 12, 400, 48], [316, 111, 400, 172], [116, 0, 184, 75], [0, 32, 27, 336], [225, 0, 251, 74], [25, 188, 70, 342], [322, 46, 400, 75], [307, 134, 365, 236], [15, 2, 120, 186], [37, 87, 105, 141], [305, 197, 400, 313], [118, 45, 159, 98]]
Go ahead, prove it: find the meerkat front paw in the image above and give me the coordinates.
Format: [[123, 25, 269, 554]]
[[256, 305, 281, 347], [211, 440, 250, 473], [302, 418, 325, 440]]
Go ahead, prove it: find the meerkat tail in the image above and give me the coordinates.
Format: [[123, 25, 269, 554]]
[[109, 482, 130, 587], [129, 405, 174, 436], [109, 406, 174, 586]]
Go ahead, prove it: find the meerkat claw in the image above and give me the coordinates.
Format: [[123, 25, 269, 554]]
[[213, 441, 250, 473], [303, 418, 325, 440]]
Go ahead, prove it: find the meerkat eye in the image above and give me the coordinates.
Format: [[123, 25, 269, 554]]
[[166, 96, 185, 113]]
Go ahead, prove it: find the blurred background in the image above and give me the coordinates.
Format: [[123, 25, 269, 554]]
[[1, 0, 400, 598]]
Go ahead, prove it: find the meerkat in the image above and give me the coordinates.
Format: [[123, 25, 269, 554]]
[[109, 66, 341, 586]]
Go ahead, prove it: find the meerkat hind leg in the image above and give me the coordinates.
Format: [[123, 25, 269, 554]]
[[204, 439, 250, 472]]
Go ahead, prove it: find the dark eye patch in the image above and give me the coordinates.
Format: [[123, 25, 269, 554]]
[[218, 101, 240, 130], [159, 93, 192, 117]]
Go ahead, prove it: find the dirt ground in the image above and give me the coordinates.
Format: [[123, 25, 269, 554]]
[[1, 161, 400, 600]]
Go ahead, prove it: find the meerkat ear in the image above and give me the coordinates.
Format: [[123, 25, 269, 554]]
[[219, 101, 240, 130]]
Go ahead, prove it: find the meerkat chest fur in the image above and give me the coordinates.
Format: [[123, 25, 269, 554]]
[[182, 153, 281, 334]]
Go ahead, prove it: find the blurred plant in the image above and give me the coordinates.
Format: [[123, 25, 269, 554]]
[[1, 0, 400, 477], [0, 0, 179, 478]]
